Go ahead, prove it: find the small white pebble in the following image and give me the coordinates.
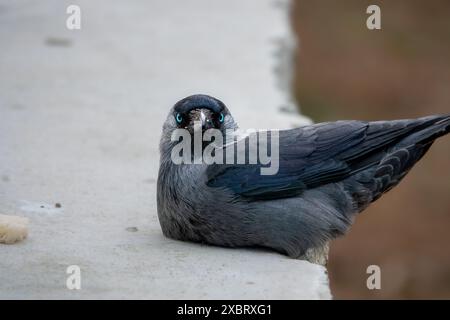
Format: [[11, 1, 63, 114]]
[[0, 214, 29, 244]]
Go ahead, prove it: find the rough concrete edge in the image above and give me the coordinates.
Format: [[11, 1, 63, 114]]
[[272, 0, 311, 125]]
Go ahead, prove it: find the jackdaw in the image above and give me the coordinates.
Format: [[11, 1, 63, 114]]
[[157, 94, 450, 264]]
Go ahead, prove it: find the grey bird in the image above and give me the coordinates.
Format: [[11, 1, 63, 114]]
[[157, 94, 450, 264]]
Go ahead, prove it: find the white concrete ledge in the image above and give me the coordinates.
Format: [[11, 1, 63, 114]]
[[0, 0, 329, 299]]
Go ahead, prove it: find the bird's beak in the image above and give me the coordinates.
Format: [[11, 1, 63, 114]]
[[190, 108, 215, 132]]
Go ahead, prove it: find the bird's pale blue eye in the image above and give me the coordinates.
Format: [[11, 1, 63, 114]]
[[175, 113, 183, 124], [219, 113, 225, 123]]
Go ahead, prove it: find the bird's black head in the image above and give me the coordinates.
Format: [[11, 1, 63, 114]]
[[171, 94, 232, 134], [160, 94, 238, 159]]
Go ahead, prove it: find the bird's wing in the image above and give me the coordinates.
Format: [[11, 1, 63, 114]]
[[206, 116, 448, 200]]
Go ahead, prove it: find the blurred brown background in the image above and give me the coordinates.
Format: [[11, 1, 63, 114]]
[[291, 0, 450, 298]]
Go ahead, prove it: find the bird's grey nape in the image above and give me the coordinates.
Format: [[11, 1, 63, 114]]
[[157, 94, 450, 265]]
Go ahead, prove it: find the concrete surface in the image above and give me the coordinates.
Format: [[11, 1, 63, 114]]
[[0, 0, 330, 299]]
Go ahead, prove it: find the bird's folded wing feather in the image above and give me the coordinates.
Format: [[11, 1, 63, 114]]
[[206, 116, 447, 200]]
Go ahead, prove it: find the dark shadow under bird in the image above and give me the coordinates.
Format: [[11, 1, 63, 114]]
[[157, 94, 450, 264]]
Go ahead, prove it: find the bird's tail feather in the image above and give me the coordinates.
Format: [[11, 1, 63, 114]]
[[397, 114, 450, 146], [347, 115, 450, 210], [372, 114, 450, 200]]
